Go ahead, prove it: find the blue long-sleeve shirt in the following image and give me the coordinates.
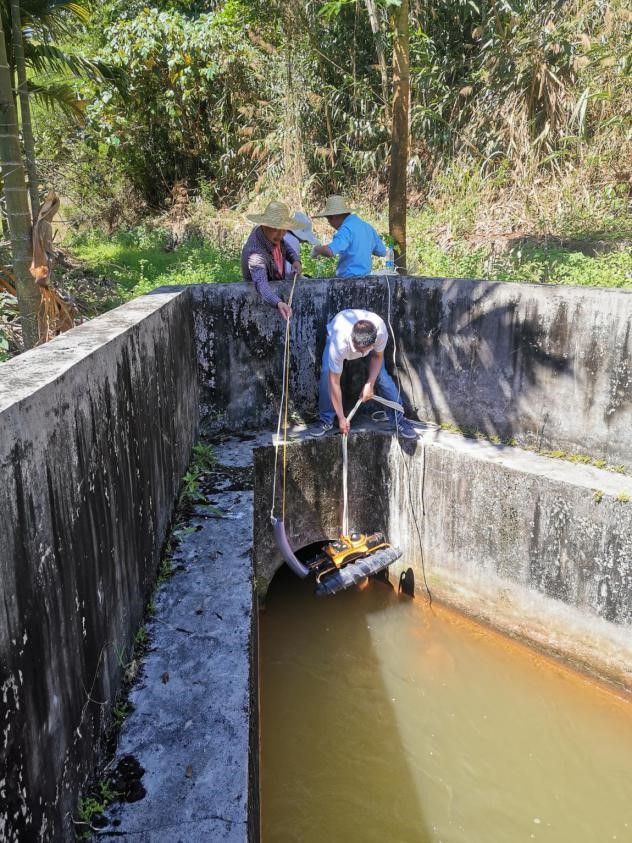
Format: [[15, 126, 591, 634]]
[[328, 214, 386, 277]]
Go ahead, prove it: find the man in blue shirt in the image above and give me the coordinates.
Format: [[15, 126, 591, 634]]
[[311, 195, 386, 277]]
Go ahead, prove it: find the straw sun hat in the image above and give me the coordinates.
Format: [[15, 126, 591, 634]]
[[246, 201, 306, 231], [312, 195, 357, 217]]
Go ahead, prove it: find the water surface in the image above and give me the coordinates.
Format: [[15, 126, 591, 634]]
[[260, 568, 632, 842]]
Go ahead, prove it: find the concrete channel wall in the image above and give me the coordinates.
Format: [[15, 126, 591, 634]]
[[253, 430, 632, 690], [193, 277, 632, 467], [0, 291, 198, 841], [2, 274, 632, 839]]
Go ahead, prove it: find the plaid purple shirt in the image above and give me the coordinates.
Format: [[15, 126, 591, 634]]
[[241, 226, 299, 308]]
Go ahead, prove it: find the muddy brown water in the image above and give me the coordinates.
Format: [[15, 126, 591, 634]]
[[260, 567, 632, 842]]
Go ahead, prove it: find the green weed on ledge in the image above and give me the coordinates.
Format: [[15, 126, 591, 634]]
[[177, 442, 217, 509], [438, 423, 629, 476], [75, 778, 120, 838]]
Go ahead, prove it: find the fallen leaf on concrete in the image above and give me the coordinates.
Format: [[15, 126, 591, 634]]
[[161, 671, 169, 684], [185, 765, 193, 778]]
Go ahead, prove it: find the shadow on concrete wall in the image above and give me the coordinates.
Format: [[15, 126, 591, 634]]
[[392, 279, 574, 444], [307, 279, 573, 447]]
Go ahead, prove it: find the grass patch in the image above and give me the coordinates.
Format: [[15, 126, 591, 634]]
[[404, 232, 632, 287], [65, 226, 241, 304], [112, 700, 133, 725], [177, 443, 217, 509], [75, 772, 122, 837]]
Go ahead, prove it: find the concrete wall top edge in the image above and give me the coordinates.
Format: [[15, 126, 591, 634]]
[[178, 276, 632, 297], [422, 429, 632, 495], [0, 289, 188, 414]]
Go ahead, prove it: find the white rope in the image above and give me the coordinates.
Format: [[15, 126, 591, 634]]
[[342, 433, 350, 536], [341, 393, 404, 536], [384, 273, 403, 414], [270, 272, 300, 521]]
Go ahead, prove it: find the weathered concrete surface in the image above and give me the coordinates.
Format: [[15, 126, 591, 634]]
[[253, 428, 632, 690], [192, 278, 632, 466], [3, 273, 632, 839], [0, 292, 198, 841], [100, 434, 265, 842]]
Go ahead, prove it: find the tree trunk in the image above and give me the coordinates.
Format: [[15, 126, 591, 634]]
[[0, 14, 37, 348], [10, 0, 39, 224], [364, 0, 390, 124], [388, 0, 409, 273]]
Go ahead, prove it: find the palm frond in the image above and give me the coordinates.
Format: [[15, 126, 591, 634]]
[[19, 0, 91, 40], [28, 79, 85, 119], [24, 41, 124, 86]]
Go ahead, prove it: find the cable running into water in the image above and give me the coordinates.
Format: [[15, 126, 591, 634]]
[[383, 273, 433, 605]]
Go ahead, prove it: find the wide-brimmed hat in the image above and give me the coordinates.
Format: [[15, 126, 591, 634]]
[[289, 211, 320, 245], [246, 201, 306, 231], [313, 195, 356, 217]]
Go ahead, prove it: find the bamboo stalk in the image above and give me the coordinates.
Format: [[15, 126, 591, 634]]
[[0, 11, 37, 348]]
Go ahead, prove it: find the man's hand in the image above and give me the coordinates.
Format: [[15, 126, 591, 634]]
[[338, 414, 350, 435], [361, 381, 375, 402], [277, 301, 292, 321], [291, 260, 303, 278], [312, 244, 334, 259]]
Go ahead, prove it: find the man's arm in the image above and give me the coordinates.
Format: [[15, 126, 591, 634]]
[[313, 224, 351, 260], [360, 350, 384, 402], [312, 244, 334, 259], [328, 370, 349, 434], [372, 230, 387, 257]]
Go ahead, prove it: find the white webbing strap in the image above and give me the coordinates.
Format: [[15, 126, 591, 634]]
[[341, 394, 404, 535]]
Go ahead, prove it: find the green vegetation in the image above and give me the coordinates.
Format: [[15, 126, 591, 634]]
[[112, 701, 132, 725], [134, 625, 148, 648], [54, 0, 630, 215], [77, 795, 107, 832], [61, 211, 631, 312], [177, 442, 218, 509], [64, 227, 241, 305], [76, 776, 120, 835], [0, 0, 628, 352], [157, 552, 174, 585]]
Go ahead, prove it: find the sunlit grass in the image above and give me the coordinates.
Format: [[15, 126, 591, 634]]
[[65, 226, 241, 301]]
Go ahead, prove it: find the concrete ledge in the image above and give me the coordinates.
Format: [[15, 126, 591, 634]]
[[253, 427, 632, 690], [101, 434, 264, 843], [0, 291, 198, 841]]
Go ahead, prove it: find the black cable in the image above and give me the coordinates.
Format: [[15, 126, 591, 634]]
[[383, 273, 432, 605], [397, 436, 433, 606]]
